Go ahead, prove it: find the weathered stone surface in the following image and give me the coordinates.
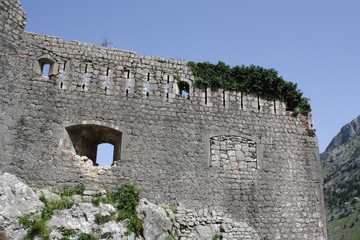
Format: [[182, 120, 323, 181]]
[[0, 173, 43, 239], [0, 172, 43, 223], [193, 225, 212, 239], [137, 199, 175, 240]]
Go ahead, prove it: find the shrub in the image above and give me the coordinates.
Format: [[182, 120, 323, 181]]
[[171, 207, 178, 214], [212, 233, 223, 240], [111, 183, 141, 212], [188, 61, 311, 115], [108, 183, 143, 237], [60, 228, 78, 240], [48, 197, 74, 211], [91, 197, 101, 207], [164, 231, 178, 240], [21, 217, 51, 240], [126, 215, 144, 237], [21, 188, 77, 240], [94, 213, 103, 224], [19, 214, 34, 229], [58, 184, 85, 197], [78, 233, 99, 240]]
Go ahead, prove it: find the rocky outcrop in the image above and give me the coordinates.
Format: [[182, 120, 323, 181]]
[[137, 199, 176, 240], [321, 115, 360, 240], [47, 202, 129, 239], [0, 173, 176, 240], [0, 173, 44, 239]]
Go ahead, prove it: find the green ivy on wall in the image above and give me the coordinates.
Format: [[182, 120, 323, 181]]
[[188, 61, 311, 115]]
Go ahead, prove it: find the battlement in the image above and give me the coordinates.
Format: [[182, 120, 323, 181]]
[[25, 32, 291, 116], [0, 1, 326, 239]]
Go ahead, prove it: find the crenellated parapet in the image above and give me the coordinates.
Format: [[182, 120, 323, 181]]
[[24, 32, 308, 124]]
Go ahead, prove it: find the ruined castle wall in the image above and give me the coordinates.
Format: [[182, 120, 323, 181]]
[[0, 1, 327, 239]]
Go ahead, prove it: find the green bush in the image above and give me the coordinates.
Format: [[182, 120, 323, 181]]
[[78, 233, 99, 240], [21, 189, 77, 240], [48, 197, 74, 211], [108, 183, 143, 237], [60, 228, 78, 240], [62, 228, 77, 236], [126, 215, 144, 237], [212, 233, 223, 240], [19, 214, 34, 229], [110, 183, 141, 212], [21, 217, 51, 240], [171, 207, 178, 214], [188, 61, 311, 115], [94, 213, 103, 224], [58, 184, 85, 197], [164, 231, 178, 240], [91, 197, 101, 207]]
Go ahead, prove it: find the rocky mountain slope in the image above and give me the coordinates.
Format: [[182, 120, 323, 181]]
[[321, 115, 360, 240]]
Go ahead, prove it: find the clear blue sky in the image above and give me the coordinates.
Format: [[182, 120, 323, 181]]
[[21, 0, 360, 154]]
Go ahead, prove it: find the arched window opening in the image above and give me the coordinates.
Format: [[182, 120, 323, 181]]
[[96, 143, 114, 166], [35, 55, 58, 78], [42, 63, 51, 77], [178, 81, 190, 99], [37, 58, 55, 77], [66, 124, 122, 167]]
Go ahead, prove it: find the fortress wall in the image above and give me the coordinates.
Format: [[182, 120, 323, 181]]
[[0, 1, 326, 239], [0, 0, 26, 42]]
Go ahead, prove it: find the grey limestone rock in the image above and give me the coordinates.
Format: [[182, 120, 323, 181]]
[[0, 172, 44, 239], [137, 199, 175, 240], [193, 225, 213, 240], [0, 172, 43, 223], [47, 202, 127, 239]]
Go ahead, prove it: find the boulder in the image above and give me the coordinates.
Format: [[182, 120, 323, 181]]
[[0, 172, 43, 238], [137, 199, 175, 240]]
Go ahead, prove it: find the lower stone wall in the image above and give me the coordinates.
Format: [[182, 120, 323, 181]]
[[176, 208, 260, 240]]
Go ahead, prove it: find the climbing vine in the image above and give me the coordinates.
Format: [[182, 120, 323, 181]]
[[188, 61, 311, 115]]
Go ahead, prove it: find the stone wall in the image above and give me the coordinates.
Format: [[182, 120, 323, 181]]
[[0, 0, 327, 239]]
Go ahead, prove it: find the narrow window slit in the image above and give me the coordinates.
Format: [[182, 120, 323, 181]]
[[223, 90, 226, 107], [146, 73, 150, 97], [60, 61, 67, 88], [205, 87, 207, 105], [274, 100, 276, 113], [166, 75, 170, 99], [257, 94, 260, 110], [105, 67, 109, 91], [240, 92, 243, 109], [125, 70, 130, 96], [82, 64, 88, 90]]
